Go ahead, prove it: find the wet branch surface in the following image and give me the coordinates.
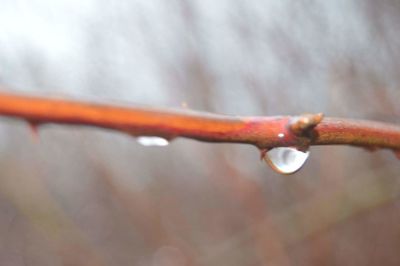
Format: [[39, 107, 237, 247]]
[[0, 91, 399, 155]]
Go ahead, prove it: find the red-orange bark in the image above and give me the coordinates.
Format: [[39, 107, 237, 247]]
[[0, 91, 399, 153]]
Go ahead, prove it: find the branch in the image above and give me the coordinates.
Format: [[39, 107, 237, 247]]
[[0, 91, 399, 157]]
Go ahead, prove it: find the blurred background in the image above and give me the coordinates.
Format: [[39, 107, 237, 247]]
[[0, 0, 400, 265]]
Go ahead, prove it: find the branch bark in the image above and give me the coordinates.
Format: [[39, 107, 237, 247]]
[[0, 91, 399, 155]]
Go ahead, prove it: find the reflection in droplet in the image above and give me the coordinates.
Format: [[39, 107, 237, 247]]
[[137, 136, 169, 147], [264, 147, 309, 174]]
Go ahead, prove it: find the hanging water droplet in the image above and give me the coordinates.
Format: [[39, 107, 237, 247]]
[[136, 136, 169, 147], [264, 147, 309, 174]]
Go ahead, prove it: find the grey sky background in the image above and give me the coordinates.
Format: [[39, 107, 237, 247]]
[[1, 1, 399, 115]]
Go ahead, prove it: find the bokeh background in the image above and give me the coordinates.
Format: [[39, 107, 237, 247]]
[[0, 1, 400, 265]]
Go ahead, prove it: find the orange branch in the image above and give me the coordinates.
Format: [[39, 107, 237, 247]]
[[0, 91, 399, 155]]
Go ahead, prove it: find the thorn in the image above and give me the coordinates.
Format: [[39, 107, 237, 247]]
[[289, 113, 324, 136], [259, 148, 269, 161], [394, 150, 400, 160], [27, 121, 40, 141]]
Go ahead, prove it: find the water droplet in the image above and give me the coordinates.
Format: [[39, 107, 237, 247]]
[[278, 133, 285, 138], [137, 136, 169, 147], [264, 147, 309, 174]]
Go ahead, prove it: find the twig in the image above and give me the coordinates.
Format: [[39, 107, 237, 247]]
[[0, 91, 399, 156]]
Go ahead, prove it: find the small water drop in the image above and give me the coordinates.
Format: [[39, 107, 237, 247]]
[[278, 133, 285, 138], [137, 136, 169, 147], [264, 147, 309, 174]]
